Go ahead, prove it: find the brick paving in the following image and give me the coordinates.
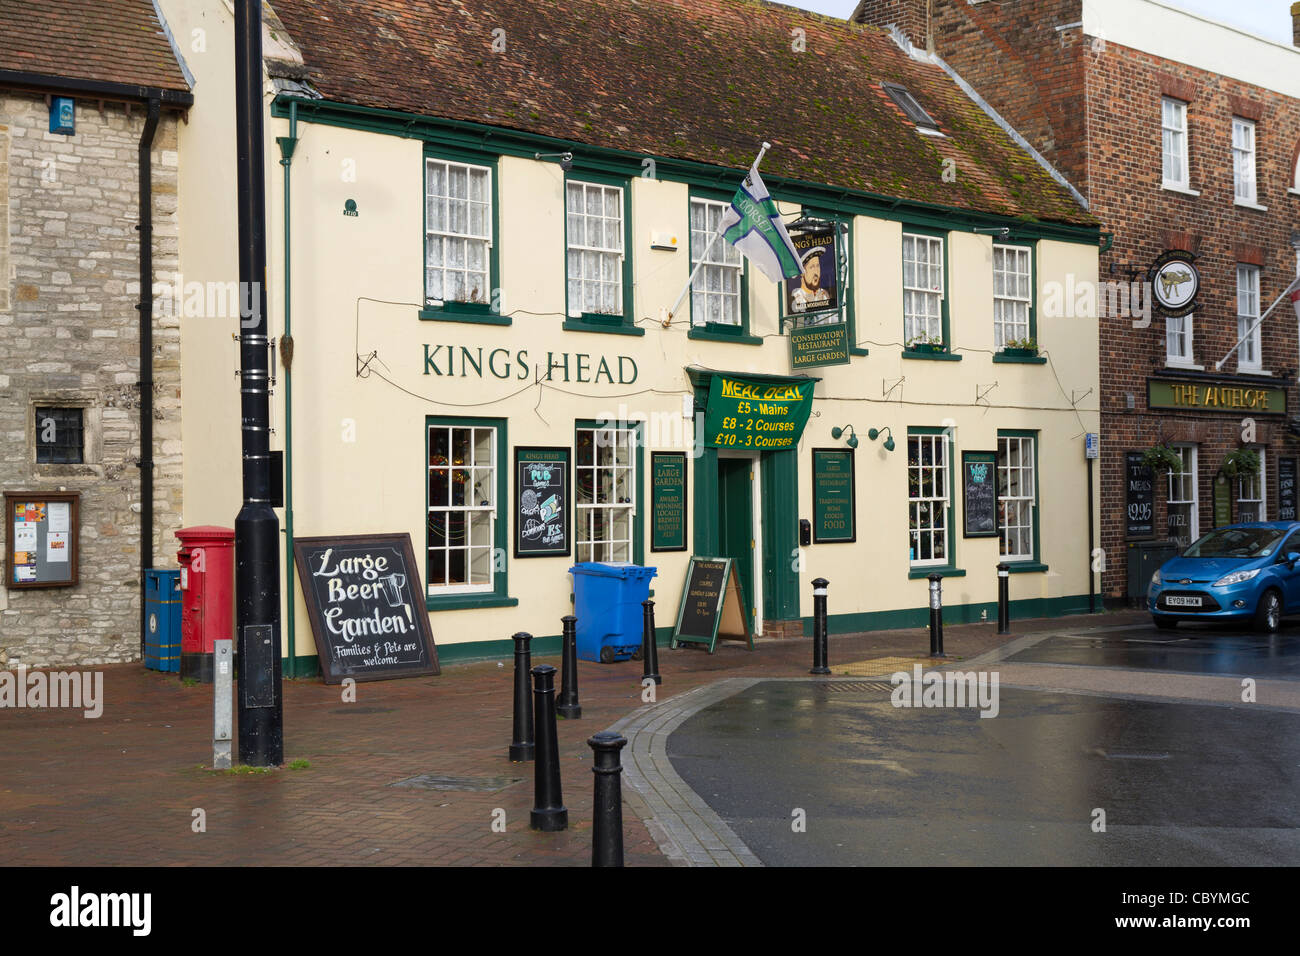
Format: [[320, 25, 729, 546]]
[[0, 609, 1145, 866]]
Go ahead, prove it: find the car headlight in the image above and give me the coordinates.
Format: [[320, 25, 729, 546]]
[[1150, 569, 1162, 586], [1213, 568, 1261, 587]]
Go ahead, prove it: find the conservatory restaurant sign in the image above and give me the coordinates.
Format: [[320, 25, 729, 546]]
[[1147, 379, 1286, 415]]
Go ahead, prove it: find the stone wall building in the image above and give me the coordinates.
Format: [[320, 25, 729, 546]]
[[854, 0, 1300, 605], [0, 1, 193, 666]]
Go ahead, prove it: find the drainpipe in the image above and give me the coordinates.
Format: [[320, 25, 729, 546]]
[[138, 95, 161, 659], [277, 103, 298, 677]]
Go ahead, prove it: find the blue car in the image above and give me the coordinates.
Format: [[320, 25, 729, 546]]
[[1149, 522, 1300, 632]]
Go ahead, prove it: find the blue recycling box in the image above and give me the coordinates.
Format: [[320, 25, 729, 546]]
[[144, 569, 181, 673], [569, 562, 658, 663]]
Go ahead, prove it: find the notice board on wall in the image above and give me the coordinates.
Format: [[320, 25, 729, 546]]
[[961, 451, 998, 538], [650, 452, 687, 552], [293, 533, 439, 684], [515, 447, 570, 558], [5, 492, 79, 589], [1125, 452, 1155, 539], [1279, 458, 1296, 521], [812, 448, 855, 543]]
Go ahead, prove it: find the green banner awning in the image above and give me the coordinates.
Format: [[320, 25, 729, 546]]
[[702, 374, 815, 449]]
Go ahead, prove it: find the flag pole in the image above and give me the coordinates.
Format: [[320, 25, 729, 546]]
[[1214, 274, 1300, 371], [666, 142, 772, 323]]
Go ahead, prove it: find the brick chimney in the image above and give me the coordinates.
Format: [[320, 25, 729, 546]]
[[850, 0, 930, 51], [1293, 1, 1300, 47]]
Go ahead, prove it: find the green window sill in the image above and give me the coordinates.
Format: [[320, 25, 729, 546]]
[[908, 566, 967, 579], [902, 350, 962, 362], [562, 316, 645, 337], [418, 306, 511, 326], [425, 593, 519, 611], [1003, 561, 1049, 573], [850, 346, 870, 356], [993, 353, 1047, 365], [688, 325, 763, 346]]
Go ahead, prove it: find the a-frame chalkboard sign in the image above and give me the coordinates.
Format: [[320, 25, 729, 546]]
[[670, 556, 754, 654]]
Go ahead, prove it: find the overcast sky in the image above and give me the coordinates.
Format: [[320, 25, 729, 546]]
[[790, 0, 1295, 46]]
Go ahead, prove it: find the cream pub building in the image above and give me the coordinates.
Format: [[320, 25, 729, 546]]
[[158, 0, 1102, 671]]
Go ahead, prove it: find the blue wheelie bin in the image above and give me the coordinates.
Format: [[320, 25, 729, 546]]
[[570, 562, 658, 663]]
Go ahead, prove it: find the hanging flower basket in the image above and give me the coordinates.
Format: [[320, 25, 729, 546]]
[[1141, 444, 1183, 474], [1221, 448, 1261, 480]]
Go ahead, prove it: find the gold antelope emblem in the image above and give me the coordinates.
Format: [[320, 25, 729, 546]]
[[1160, 269, 1193, 299]]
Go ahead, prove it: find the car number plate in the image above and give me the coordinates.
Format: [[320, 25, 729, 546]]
[[1165, 595, 1201, 607]]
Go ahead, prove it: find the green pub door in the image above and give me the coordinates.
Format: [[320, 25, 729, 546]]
[[717, 456, 755, 636]]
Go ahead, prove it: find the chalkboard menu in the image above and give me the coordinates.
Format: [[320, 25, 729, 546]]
[[961, 451, 998, 538], [5, 492, 79, 589], [651, 452, 687, 552], [671, 556, 753, 654], [812, 449, 855, 542], [1125, 452, 1154, 538], [293, 533, 439, 684], [515, 447, 570, 557], [1279, 458, 1297, 521]]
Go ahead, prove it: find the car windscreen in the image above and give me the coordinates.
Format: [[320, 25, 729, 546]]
[[1183, 527, 1286, 559]]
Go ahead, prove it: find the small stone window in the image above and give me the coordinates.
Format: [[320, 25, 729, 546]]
[[35, 407, 84, 464]]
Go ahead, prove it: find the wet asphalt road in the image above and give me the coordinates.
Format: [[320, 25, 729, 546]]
[[667, 622, 1300, 866]]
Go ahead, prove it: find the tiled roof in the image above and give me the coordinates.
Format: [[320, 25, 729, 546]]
[[0, 0, 190, 93], [269, 0, 1094, 226]]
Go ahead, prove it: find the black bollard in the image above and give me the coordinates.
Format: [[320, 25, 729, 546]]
[[997, 563, 1010, 635], [509, 631, 535, 761], [810, 577, 830, 675], [588, 731, 628, 867], [529, 664, 568, 832], [558, 615, 582, 719], [641, 600, 662, 686], [928, 573, 945, 658]]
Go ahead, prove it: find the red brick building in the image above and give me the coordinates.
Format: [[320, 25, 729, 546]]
[[854, 0, 1300, 603]]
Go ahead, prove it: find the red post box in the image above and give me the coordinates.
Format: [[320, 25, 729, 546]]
[[175, 525, 235, 683]]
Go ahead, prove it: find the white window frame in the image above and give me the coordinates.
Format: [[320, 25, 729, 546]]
[[1162, 97, 1190, 190], [566, 180, 625, 317], [997, 435, 1035, 562], [575, 424, 637, 563], [689, 197, 744, 327], [427, 423, 497, 596], [424, 157, 492, 307], [993, 244, 1032, 349], [1236, 264, 1262, 372], [1167, 444, 1199, 549], [908, 432, 950, 567], [903, 233, 944, 346], [1237, 447, 1266, 522], [1232, 117, 1257, 205], [1165, 312, 1195, 366]]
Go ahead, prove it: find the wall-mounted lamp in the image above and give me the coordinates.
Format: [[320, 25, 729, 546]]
[[830, 425, 858, 448], [535, 151, 574, 172], [867, 426, 896, 452]]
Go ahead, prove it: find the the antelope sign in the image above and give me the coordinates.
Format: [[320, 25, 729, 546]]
[[1149, 249, 1200, 317]]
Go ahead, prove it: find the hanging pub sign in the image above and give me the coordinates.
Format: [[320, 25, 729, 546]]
[[783, 229, 840, 318], [1279, 458, 1297, 521], [789, 322, 851, 370], [812, 449, 855, 542], [961, 451, 998, 538], [703, 374, 816, 449], [4, 492, 79, 589], [1147, 378, 1285, 415], [293, 533, 440, 684], [650, 452, 687, 552], [515, 447, 570, 557], [670, 556, 754, 654], [1149, 250, 1200, 317], [1125, 452, 1155, 539]]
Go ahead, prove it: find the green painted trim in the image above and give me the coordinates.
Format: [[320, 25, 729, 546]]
[[425, 415, 511, 604], [1003, 561, 1049, 573], [993, 353, 1046, 364], [425, 594, 520, 611], [998, 428, 1041, 565], [576, 418, 645, 565], [561, 317, 645, 336], [283, 655, 319, 679], [801, 592, 1098, 635], [850, 346, 870, 356], [692, 433, 719, 554], [902, 350, 963, 361], [688, 326, 763, 345], [418, 307, 512, 325], [563, 172, 634, 328], [761, 449, 800, 620], [908, 566, 967, 579], [422, 144, 501, 318], [907, 425, 950, 435], [688, 188, 751, 335], [270, 96, 1102, 245]]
